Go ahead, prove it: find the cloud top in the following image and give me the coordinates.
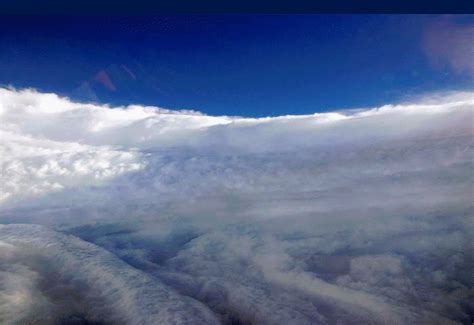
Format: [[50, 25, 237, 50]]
[[0, 87, 473, 324]]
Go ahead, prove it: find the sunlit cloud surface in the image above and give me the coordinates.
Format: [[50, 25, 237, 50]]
[[0, 88, 473, 324]]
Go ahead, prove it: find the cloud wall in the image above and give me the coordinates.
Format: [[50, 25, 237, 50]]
[[0, 88, 473, 324]]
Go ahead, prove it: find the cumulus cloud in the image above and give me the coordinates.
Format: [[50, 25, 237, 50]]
[[0, 87, 473, 324]]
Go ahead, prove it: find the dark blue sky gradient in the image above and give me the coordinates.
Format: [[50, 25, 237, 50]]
[[0, 15, 472, 116]]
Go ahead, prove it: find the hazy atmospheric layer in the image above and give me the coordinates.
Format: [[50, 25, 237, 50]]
[[0, 87, 473, 324]]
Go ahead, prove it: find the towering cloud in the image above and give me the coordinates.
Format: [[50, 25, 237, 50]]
[[0, 87, 473, 324]]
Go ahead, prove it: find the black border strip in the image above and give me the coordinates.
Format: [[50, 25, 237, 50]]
[[0, 0, 473, 14]]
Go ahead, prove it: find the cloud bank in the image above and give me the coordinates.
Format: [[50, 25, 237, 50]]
[[0, 87, 473, 324]]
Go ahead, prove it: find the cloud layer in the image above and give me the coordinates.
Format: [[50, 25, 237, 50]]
[[1, 88, 473, 324]]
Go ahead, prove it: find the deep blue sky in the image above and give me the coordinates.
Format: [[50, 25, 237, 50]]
[[0, 15, 472, 116]]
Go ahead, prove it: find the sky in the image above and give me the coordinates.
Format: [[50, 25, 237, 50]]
[[0, 14, 472, 116]]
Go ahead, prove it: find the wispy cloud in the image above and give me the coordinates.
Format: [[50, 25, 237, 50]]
[[423, 15, 474, 77]]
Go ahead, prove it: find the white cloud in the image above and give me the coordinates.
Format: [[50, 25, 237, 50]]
[[0, 224, 219, 324], [0, 87, 473, 323]]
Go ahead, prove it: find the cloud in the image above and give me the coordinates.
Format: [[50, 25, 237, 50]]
[[423, 16, 474, 77], [0, 224, 219, 324], [0, 87, 473, 323]]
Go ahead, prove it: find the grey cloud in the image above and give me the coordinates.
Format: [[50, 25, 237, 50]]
[[423, 16, 474, 77]]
